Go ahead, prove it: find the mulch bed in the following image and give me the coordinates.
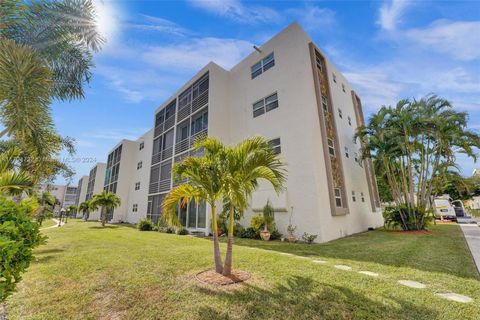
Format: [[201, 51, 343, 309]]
[[195, 269, 251, 286]]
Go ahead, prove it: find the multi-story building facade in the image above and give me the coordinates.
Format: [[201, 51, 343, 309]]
[[83, 162, 106, 220], [63, 186, 78, 207], [76, 23, 383, 242], [75, 176, 89, 206]]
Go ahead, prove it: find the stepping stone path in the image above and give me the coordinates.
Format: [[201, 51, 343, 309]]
[[358, 271, 379, 277], [312, 260, 327, 264], [398, 280, 426, 289], [279, 252, 293, 256], [334, 265, 352, 271], [435, 293, 473, 303]]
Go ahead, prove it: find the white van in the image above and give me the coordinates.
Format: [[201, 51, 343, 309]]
[[433, 198, 457, 220]]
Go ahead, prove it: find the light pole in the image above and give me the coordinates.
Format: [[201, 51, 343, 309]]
[[59, 208, 65, 227]]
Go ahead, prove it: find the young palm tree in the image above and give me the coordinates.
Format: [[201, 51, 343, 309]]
[[162, 138, 228, 274], [221, 137, 286, 276], [91, 191, 121, 227], [78, 200, 93, 221], [66, 205, 77, 222]]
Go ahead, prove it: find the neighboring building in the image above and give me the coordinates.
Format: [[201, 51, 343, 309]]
[[37, 184, 77, 214], [76, 22, 383, 242], [63, 186, 78, 207], [75, 176, 89, 207], [84, 162, 107, 220]]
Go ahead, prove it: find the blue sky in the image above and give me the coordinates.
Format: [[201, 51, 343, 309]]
[[53, 0, 480, 184]]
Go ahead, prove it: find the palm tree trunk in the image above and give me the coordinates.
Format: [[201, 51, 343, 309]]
[[210, 204, 223, 273], [222, 204, 235, 276], [101, 207, 106, 227]]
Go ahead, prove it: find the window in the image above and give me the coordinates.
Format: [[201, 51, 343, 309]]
[[334, 188, 342, 207], [135, 182, 140, 191], [348, 116, 352, 126], [139, 142, 144, 150], [137, 161, 142, 170], [328, 139, 335, 156], [354, 152, 358, 163], [352, 191, 356, 202], [322, 95, 328, 113], [132, 204, 138, 212], [163, 129, 174, 150], [338, 108, 343, 119], [160, 161, 172, 181], [176, 121, 190, 142], [251, 52, 275, 79], [252, 92, 278, 118], [345, 146, 349, 158], [268, 138, 281, 155], [361, 192, 365, 202], [342, 84, 346, 92], [191, 110, 208, 135], [332, 73, 337, 83]]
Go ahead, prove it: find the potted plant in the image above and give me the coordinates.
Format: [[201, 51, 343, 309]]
[[260, 201, 274, 241], [287, 224, 297, 243]]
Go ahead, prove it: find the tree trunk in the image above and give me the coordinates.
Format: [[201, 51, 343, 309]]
[[222, 204, 235, 276], [210, 204, 223, 273], [101, 207, 106, 227]]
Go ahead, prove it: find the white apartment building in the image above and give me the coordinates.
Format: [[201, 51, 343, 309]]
[[77, 23, 383, 242], [37, 184, 78, 213], [102, 130, 153, 223], [84, 162, 106, 220], [75, 176, 89, 206]]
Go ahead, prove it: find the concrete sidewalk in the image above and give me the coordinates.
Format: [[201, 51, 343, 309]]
[[460, 224, 480, 274]]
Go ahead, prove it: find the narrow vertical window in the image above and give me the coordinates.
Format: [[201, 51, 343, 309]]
[[338, 108, 343, 119], [361, 192, 365, 202], [322, 96, 328, 113], [334, 188, 342, 207], [332, 73, 337, 83], [352, 191, 356, 202], [328, 139, 335, 156], [348, 116, 352, 126], [342, 84, 346, 92], [345, 147, 349, 158]]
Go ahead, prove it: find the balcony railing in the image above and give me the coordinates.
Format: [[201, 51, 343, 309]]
[[174, 129, 207, 155], [151, 146, 173, 165]]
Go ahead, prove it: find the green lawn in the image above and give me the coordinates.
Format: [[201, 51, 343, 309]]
[[6, 221, 480, 320], [39, 219, 57, 228]]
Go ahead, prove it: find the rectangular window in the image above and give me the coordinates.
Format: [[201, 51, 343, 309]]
[[191, 110, 208, 135], [251, 52, 275, 79], [338, 108, 343, 119], [135, 182, 140, 191], [345, 146, 349, 158], [137, 161, 142, 170], [328, 139, 335, 156], [342, 84, 346, 92], [160, 161, 172, 181], [322, 96, 328, 113], [132, 204, 138, 212], [268, 138, 281, 155], [348, 116, 352, 126], [352, 191, 356, 202], [361, 192, 365, 202], [139, 142, 144, 150], [334, 188, 342, 207], [252, 92, 278, 118], [354, 152, 358, 163]]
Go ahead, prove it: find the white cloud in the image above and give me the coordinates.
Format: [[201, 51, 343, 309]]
[[187, 0, 281, 24], [125, 15, 191, 37], [142, 37, 254, 71], [85, 128, 150, 141], [405, 20, 480, 61], [287, 5, 336, 31], [378, 0, 411, 31]]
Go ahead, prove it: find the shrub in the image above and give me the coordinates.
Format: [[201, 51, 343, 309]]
[[301, 232, 318, 244], [270, 229, 282, 240], [383, 206, 430, 230], [239, 227, 259, 239], [137, 218, 153, 231], [176, 227, 189, 235], [0, 197, 46, 301], [250, 215, 275, 234], [234, 223, 244, 236]]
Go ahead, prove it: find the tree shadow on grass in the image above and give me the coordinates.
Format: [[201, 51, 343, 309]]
[[88, 225, 120, 229], [195, 276, 438, 320]]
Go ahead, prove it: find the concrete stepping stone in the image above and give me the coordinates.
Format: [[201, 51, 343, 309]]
[[436, 293, 473, 303], [398, 280, 426, 289], [312, 260, 327, 264], [334, 265, 352, 271], [279, 252, 293, 256], [358, 271, 379, 277]]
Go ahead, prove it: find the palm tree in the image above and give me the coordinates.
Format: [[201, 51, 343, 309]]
[[162, 138, 228, 274], [356, 94, 480, 230], [36, 191, 56, 225], [0, 146, 33, 196], [91, 191, 121, 227], [78, 200, 93, 221], [221, 137, 286, 276]]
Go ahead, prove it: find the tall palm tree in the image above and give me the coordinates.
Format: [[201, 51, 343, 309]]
[[0, 146, 33, 196], [162, 138, 228, 274], [221, 137, 286, 276], [91, 191, 121, 227]]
